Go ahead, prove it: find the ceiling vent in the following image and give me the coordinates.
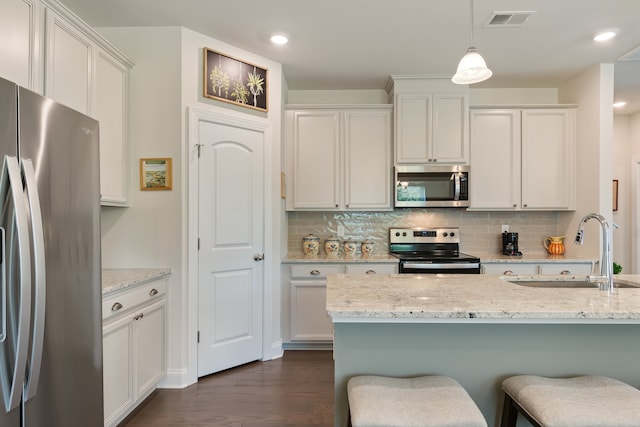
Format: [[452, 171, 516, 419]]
[[485, 11, 536, 27], [618, 45, 640, 61]]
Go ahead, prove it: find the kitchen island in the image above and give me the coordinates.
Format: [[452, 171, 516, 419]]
[[327, 273, 640, 427]]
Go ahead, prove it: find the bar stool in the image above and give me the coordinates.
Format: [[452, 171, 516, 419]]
[[501, 375, 640, 427], [347, 375, 487, 427]]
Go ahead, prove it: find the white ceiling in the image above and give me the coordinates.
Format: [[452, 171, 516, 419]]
[[59, 0, 640, 114]]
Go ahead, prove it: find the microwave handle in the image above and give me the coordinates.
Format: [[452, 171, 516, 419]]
[[453, 173, 461, 201]]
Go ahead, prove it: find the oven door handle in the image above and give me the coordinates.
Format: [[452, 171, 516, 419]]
[[402, 262, 480, 270]]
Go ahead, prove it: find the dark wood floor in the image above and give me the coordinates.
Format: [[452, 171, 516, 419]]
[[121, 350, 334, 427]]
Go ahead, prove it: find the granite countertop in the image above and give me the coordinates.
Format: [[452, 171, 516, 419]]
[[326, 273, 640, 323], [479, 253, 598, 263], [282, 253, 398, 263], [284, 252, 596, 264], [102, 268, 172, 295]]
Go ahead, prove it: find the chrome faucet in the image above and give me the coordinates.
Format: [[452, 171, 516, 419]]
[[574, 213, 614, 293]]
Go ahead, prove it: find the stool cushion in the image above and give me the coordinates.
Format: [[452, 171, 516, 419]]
[[347, 375, 487, 427], [502, 375, 640, 427]]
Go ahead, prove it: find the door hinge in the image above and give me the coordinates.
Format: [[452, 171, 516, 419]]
[[197, 144, 203, 158], [197, 330, 200, 343]]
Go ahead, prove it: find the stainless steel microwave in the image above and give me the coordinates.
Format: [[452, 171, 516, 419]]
[[394, 165, 470, 208]]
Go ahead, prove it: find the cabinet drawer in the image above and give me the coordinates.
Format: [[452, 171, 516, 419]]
[[103, 279, 167, 321], [482, 263, 537, 275], [345, 264, 398, 275], [539, 263, 593, 275], [289, 264, 343, 279]]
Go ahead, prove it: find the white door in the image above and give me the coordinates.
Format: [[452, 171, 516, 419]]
[[197, 120, 264, 377]]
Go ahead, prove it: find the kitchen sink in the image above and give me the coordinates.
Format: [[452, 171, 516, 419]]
[[505, 280, 638, 288], [500, 275, 640, 289]]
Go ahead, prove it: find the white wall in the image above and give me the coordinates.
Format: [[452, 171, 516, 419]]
[[98, 26, 284, 388], [613, 115, 631, 272], [469, 88, 558, 105], [288, 89, 388, 104], [627, 112, 640, 272], [98, 26, 186, 383], [558, 64, 615, 260]]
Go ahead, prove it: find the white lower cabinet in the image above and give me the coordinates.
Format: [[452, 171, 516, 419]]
[[287, 264, 341, 343], [284, 262, 399, 346], [482, 261, 593, 275], [102, 278, 167, 427], [345, 263, 398, 274]]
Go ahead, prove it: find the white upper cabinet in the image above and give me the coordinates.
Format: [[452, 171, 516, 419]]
[[469, 109, 521, 209], [470, 107, 576, 211], [95, 48, 130, 206], [343, 109, 392, 210], [44, 7, 92, 114], [0, 0, 42, 90], [285, 105, 392, 211], [390, 76, 469, 165], [287, 109, 340, 210], [42, 0, 133, 206]]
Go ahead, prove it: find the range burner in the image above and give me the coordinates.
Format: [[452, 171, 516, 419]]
[[390, 227, 481, 274]]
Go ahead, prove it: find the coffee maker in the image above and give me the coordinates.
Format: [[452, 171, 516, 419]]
[[502, 232, 522, 256]]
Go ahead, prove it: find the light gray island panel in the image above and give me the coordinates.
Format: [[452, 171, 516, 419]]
[[328, 274, 640, 427]]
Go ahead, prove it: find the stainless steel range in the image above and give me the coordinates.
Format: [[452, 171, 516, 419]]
[[390, 227, 481, 274]]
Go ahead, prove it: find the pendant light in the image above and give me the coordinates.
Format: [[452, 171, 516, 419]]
[[452, 0, 492, 85]]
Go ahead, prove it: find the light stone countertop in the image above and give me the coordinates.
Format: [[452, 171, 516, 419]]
[[284, 252, 596, 264], [102, 268, 172, 295], [282, 253, 398, 263], [326, 273, 640, 323], [479, 253, 598, 263]]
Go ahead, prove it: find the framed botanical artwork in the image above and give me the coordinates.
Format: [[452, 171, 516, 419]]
[[613, 179, 619, 211], [203, 47, 268, 112], [140, 158, 172, 191]]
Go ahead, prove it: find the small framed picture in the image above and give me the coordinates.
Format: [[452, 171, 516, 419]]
[[140, 158, 172, 191], [613, 179, 619, 211]]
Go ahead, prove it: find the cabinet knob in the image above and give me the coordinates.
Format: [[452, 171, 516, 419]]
[[365, 270, 376, 274], [254, 253, 264, 261], [149, 288, 159, 296], [310, 270, 320, 276], [111, 302, 123, 312]]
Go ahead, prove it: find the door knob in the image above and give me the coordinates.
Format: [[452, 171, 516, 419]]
[[254, 254, 264, 261]]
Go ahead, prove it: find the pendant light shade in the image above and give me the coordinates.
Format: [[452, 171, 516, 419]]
[[452, 47, 492, 84], [452, 0, 492, 85]]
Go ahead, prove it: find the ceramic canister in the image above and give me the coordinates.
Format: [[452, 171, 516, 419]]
[[325, 236, 340, 257], [361, 240, 374, 256], [344, 239, 358, 256], [302, 234, 320, 256]]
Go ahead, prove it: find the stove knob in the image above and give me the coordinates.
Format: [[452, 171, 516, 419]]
[[402, 232, 407, 236], [395, 232, 400, 237], [450, 232, 456, 237], [443, 232, 448, 237]]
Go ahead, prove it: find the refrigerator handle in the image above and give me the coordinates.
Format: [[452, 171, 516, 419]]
[[0, 227, 5, 343], [0, 156, 32, 413], [21, 159, 46, 402]]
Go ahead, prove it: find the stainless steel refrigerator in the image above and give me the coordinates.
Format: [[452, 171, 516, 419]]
[[0, 77, 103, 426]]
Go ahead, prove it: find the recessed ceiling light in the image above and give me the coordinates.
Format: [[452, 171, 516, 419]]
[[613, 101, 627, 108], [594, 30, 618, 42], [270, 34, 288, 45]]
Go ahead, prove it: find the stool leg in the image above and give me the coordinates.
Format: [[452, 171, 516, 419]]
[[500, 394, 519, 427]]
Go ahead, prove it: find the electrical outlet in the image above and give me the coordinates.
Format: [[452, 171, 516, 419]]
[[502, 224, 509, 233], [337, 225, 345, 238]]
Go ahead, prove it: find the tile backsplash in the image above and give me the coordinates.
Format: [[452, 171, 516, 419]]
[[287, 209, 560, 256]]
